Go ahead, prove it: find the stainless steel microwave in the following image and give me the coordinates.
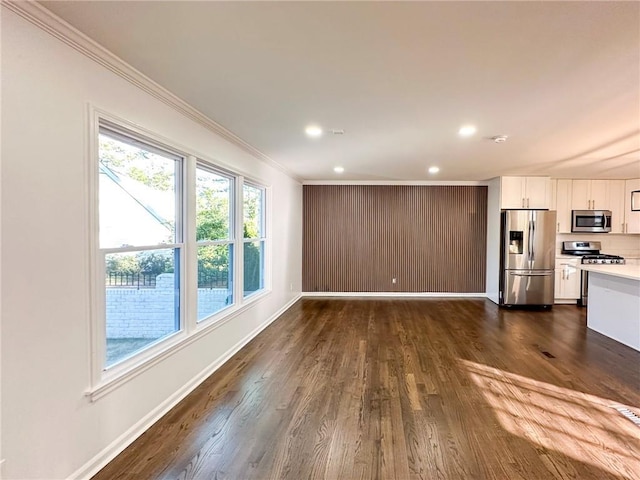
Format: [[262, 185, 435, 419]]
[[571, 210, 612, 233]]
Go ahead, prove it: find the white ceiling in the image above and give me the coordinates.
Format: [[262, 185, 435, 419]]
[[41, 1, 640, 181]]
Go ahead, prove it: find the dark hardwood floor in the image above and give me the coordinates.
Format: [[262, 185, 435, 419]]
[[93, 299, 640, 480]]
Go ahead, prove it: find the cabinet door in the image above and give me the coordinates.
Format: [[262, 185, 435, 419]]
[[550, 179, 557, 212], [609, 180, 625, 234], [555, 179, 572, 233], [556, 261, 580, 299], [571, 180, 590, 210], [624, 179, 640, 233], [554, 267, 563, 299], [500, 176, 526, 209], [563, 263, 581, 299], [525, 177, 550, 208], [590, 180, 609, 211]]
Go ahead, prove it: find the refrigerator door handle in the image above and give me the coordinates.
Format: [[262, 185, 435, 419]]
[[531, 220, 536, 261], [509, 271, 554, 277]]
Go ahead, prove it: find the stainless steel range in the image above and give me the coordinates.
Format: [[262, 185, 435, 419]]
[[561, 241, 625, 306]]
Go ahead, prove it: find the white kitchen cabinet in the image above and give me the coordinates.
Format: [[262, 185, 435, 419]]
[[525, 176, 551, 208], [500, 176, 550, 209], [571, 179, 610, 210], [590, 180, 609, 210], [553, 179, 572, 233], [571, 180, 590, 210], [609, 180, 625, 234], [555, 258, 580, 302], [624, 178, 640, 233]]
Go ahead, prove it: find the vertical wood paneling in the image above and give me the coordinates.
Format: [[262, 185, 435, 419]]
[[303, 185, 487, 292]]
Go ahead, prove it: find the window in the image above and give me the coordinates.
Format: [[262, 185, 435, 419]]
[[243, 183, 266, 297], [91, 115, 270, 391], [196, 166, 234, 320], [98, 127, 183, 367]]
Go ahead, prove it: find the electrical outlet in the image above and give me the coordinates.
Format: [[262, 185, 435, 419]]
[[392, 278, 397, 284], [290, 283, 293, 291]]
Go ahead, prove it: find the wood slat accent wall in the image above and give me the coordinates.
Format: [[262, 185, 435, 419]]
[[303, 185, 487, 292]]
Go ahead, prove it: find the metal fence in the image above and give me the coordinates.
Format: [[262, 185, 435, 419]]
[[106, 272, 157, 288], [106, 271, 229, 289], [198, 271, 229, 289]]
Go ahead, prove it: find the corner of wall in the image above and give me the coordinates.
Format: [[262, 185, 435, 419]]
[[486, 178, 501, 304], [0, 5, 4, 474]]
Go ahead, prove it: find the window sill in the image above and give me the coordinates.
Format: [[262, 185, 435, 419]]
[[86, 288, 272, 402]]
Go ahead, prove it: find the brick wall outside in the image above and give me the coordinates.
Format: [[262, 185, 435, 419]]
[[106, 274, 230, 338]]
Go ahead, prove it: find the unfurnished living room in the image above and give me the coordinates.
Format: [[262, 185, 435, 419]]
[[1, 1, 640, 479]]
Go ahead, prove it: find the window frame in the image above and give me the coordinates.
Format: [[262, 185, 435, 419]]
[[242, 181, 268, 298], [93, 120, 188, 383], [87, 110, 272, 400], [195, 162, 237, 322]]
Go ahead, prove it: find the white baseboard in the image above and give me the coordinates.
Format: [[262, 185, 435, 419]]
[[302, 291, 487, 298], [554, 299, 579, 305], [68, 294, 301, 480]]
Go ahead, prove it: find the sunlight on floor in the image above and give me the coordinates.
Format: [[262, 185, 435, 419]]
[[460, 359, 640, 479]]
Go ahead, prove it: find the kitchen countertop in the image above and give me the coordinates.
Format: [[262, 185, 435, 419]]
[[578, 264, 640, 281]]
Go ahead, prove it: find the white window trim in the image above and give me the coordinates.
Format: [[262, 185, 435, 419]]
[[264, 186, 273, 293], [194, 161, 237, 324], [86, 108, 273, 401], [93, 121, 187, 384], [184, 155, 198, 336], [241, 182, 269, 298]]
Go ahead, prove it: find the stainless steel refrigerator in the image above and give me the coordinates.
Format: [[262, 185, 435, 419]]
[[499, 209, 556, 307]]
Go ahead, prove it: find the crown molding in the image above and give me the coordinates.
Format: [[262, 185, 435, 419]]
[[3, 1, 301, 182], [302, 180, 489, 186]]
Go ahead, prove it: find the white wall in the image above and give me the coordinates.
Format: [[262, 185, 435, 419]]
[[485, 177, 501, 303], [1, 9, 302, 479], [0, 5, 3, 477]]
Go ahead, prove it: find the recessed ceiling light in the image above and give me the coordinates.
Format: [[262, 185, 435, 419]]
[[458, 125, 477, 137], [305, 125, 323, 138], [334, 166, 345, 174], [428, 166, 440, 174]]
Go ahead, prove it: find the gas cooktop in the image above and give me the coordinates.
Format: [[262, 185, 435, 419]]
[[561, 241, 626, 264], [580, 254, 625, 265]]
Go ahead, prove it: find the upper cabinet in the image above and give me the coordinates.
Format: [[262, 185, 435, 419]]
[[571, 179, 610, 210], [551, 179, 572, 233], [551, 178, 639, 235], [500, 176, 550, 209], [624, 179, 640, 233], [609, 180, 625, 234]]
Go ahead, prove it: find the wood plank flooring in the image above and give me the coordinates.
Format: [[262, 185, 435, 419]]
[[92, 299, 640, 480]]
